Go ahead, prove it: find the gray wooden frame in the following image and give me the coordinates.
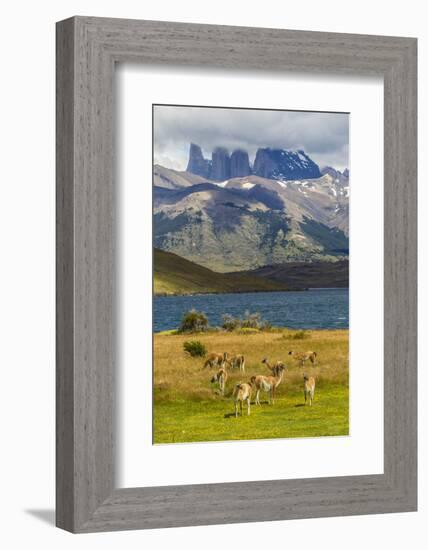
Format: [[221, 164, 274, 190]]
[[56, 16, 417, 533]]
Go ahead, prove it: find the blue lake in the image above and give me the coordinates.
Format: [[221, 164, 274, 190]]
[[154, 288, 348, 332]]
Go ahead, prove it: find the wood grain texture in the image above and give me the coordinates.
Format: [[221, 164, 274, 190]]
[[56, 18, 75, 532], [56, 16, 417, 533]]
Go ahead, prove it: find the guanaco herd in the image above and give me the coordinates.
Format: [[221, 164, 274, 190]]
[[207, 350, 318, 417]]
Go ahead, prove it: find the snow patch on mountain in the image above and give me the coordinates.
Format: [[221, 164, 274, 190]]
[[212, 180, 229, 188]]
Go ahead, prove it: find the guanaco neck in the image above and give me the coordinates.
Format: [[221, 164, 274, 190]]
[[264, 359, 274, 371], [273, 370, 284, 386]]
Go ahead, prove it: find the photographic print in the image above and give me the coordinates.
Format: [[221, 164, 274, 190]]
[[153, 105, 349, 444]]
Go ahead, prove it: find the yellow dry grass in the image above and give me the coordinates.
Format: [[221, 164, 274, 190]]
[[154, 329, 348, 401]]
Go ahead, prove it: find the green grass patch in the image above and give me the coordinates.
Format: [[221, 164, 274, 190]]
[[154, 383, 348, 444]]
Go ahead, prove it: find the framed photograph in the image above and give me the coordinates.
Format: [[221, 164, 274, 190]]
[[151, 103, 350, 446], [56, 16, 417, 532]]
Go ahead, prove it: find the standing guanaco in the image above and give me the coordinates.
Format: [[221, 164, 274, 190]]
[[226, 354, 246, 372], [251, 364, 286, 405], [203, 352, 228, 369], [233, 382, 252, 417], [261, 357, 285, 376], [303, 375, 316, 406], [211, 367, 228, 395], [288, 350, 317, 366]]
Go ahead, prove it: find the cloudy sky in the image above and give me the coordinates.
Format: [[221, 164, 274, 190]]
[[153, 105, 349, 172]]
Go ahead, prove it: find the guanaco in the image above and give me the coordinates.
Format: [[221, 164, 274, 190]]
[[251, 364, 286, 405], [203, 352, 228, 369], [261, 357, 285, 376], [288, 350, 317, 366], [211, 367, 228, 395], [233, 382, 252, 417], [303, 375, 316, 406], [226, 354, 246, 372]]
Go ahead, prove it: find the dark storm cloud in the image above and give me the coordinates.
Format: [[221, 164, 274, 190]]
[[153, 105, 349, 172]]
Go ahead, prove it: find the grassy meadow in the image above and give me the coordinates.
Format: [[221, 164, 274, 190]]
[[153, 328, 349, 444]]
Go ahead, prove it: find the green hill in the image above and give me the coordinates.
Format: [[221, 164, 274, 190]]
[[154, 248, 288, 295]]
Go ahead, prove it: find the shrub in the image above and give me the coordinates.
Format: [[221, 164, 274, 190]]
[[183, 340, 207, 357], [222, 314, 241, 332], [222, 311, 272, 332], [259, 319, 273, 331], [241, 311, 262, 329], [284, 330, 311, 340], [292, 330, 311, 339], [237, 327, 259, 335], [178, 309, 209, 333]]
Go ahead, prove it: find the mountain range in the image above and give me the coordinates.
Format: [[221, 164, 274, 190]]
[[186, 143, 323, 181], [153, 144, 349, 273]]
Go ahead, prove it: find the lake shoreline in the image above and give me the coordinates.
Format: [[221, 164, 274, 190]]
[[154, 288, 349, 333], [154, 288, 307, 297], [154, 286, 349, 297], [154, 326, 349, 336]]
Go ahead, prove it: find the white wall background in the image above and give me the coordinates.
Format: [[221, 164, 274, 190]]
[[0, 1, 424, 548]]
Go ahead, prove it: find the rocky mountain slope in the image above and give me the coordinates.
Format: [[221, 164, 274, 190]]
[[186, 143, 324, 181], [253, 148, 321, 180], [153, 164, 349, 272]]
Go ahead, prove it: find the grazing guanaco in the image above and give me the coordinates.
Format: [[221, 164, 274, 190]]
[[203, 351, 228, 369], [303, 375, 316, 406], [211, 367, 228, 395], [226, 354, 246, 372], [288, 350, 317, 366], [261, 357, 285, 376], [251, 364, 286, 405], [233, 382, 252, 417]]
